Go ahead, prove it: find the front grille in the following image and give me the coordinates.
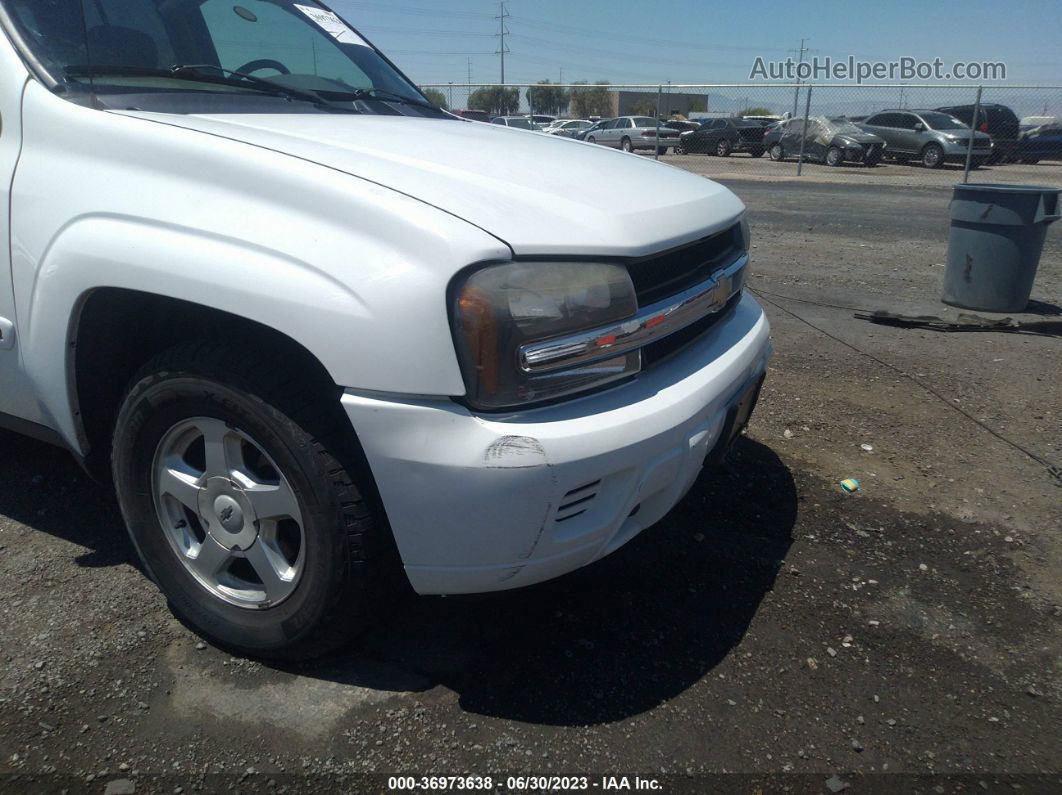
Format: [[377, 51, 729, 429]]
[[641, 291, 742, 368], [626, 224, 742, 306]]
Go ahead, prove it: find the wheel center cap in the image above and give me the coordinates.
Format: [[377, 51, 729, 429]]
[[213, 494, 244, 533]]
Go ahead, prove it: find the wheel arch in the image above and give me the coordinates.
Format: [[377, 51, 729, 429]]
[[68, 288, 341, 480]]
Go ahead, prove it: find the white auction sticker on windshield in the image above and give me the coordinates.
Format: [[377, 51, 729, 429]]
[[294, 5, 369, 47]]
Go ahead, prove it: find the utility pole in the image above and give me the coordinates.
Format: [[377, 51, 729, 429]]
[[496, 0, 510, 85], [791, 37, 808, 119]]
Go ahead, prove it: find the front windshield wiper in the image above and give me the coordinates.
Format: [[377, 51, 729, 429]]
[[170, 64, 359, 112], [63, 64, 359, 113], [347, 87, 441, 112]]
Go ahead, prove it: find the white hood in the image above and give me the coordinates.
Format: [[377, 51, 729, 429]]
[[121, 112, 744, 257]]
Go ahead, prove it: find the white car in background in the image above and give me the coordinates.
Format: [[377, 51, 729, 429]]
[[546, 119, 595, 137]]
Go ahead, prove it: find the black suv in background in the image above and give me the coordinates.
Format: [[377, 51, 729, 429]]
[[935, 103, 1020, 163]]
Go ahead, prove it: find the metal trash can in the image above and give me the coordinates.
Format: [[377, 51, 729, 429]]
[[942, 183, 1060, 312]]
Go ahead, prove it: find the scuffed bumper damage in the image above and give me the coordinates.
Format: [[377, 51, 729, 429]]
[[341, 294, 772, 595]]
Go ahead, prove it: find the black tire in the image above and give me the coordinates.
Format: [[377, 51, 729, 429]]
[[674, 143, 687, 155], [621, 137, 633, 152], [749, 148, 765, 158], [921, 143, 944, 169], [111, 341, 395, 660], [656, 147, 668, 156], [769, 143, 785, 161], [1020, 158, 1040, 165], [864, 152, 881, 167], [825, 146, 844, 167], [970, 157, 987, 169], [716, 138, 732, 157], [587, 135, 596, 144]]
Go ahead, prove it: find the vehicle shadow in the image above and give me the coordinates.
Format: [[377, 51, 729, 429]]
[[1, 427, 797, 726], [290, 435, 798, 726], [0, 429, 135, 569]]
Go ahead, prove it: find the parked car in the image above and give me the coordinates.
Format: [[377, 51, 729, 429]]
[[583, 116, 681, 154], [546, 119, 594, 138], [529, 114, 556, 129], [491, 115, 536, 130], [1019, 115, 1059, 133], [858, 110, 991, 169], [935, 103, 1019, 163], [765, 117, 886, 166], [451, 109, 490, 123], [0, 0, 769, 658], [1016, 122, 1062, 163], [677, 117, 767, 157]]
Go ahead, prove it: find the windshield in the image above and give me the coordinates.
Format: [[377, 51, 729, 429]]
[[505, 117, 534, 129], [6, 0, 431, 113], [917, 112, 968, 130]]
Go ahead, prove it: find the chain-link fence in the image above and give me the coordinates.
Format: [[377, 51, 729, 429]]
[[420, 83, 1062, 187]]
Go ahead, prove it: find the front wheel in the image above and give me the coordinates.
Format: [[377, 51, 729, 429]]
[[587, 135, 597, 144], [825, 146, 844, 167], [769, 143, 785, 161], [921, 143, 944, 169], [111, 342, 393, 660], [656, 147, 668, 156], [621, 137, 633, 152], [716, 138, 732, 157]]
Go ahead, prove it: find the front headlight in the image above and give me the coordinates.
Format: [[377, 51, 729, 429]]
[[452, 261, 640, 409]]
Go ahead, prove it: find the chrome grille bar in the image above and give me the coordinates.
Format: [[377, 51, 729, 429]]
[[519, 254, 747, 374]]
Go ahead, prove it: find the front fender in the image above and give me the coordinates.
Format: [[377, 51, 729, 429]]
[[12, 82, 510, 451]]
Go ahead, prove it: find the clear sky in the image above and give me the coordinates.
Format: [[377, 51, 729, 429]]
[[329, 0, 1061, 88]]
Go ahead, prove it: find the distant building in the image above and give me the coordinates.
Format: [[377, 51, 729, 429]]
[[609, 90, 711, 118]]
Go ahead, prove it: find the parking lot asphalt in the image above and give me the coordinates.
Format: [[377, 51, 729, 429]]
[[1, 178, 1059, 793]]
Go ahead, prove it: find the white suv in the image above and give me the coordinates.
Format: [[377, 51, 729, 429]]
[[0, 0, 770, 658]]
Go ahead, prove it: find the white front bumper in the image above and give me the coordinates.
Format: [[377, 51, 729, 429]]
[[341, 294, 772, 594]]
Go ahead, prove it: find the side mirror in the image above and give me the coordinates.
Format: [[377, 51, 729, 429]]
[[914, 122, 925, 132]]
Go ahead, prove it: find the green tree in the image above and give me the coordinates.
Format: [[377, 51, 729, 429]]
[[569, 81, 612, 119], [468, 86, 520, 116], [526, 80, 570, 116], [738, 106, 774, 117], [422, 88, 448, 110]]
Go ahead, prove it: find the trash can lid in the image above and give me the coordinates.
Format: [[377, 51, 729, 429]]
[[953, 182, 1060, 195]]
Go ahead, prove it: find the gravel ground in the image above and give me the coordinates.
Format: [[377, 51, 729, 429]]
[[1, 177, 1059, 794]]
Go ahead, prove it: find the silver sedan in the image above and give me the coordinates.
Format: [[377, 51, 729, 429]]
[[583, 116, 681, 153]]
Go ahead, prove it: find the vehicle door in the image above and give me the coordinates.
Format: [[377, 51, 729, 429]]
[[0, 23, 37, 420], [593, 118, 615, 145], [895, 113, 926, 153], [704, 119, 724, 145], [612, 117, 633, 147], [864, 113, 904, 153], [780, 119, 805, 153], [802, 119, 829, 161]]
